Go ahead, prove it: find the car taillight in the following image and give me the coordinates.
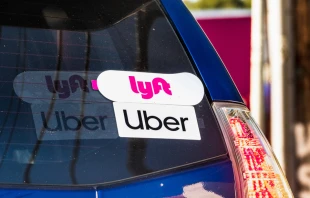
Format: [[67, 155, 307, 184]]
[[213, 102, 293, 198]]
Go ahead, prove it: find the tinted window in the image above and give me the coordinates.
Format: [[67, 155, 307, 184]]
[[0, 0, 227, 185]]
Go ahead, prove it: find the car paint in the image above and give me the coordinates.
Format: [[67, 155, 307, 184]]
[[0, 0, 239, 197], [0, 160, 235, 198]]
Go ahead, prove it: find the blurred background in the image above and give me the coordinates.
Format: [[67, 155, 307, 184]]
[[183, 0, 309, 196]]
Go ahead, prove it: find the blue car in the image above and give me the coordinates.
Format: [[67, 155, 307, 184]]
[[0, 0, 293, 197]]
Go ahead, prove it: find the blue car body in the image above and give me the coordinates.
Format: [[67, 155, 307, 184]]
[[0, 0, 244, 197]]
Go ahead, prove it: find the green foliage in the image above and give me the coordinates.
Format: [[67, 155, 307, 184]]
[[184, 0, 251, 10]]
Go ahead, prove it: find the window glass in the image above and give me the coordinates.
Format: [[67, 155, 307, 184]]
[[0, 0, 227, 185]]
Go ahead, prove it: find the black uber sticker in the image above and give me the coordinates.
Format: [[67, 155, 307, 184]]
[[31, 102, 118, 140]]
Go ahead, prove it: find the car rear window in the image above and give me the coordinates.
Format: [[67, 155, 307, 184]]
[[0, 0, 227, 185]]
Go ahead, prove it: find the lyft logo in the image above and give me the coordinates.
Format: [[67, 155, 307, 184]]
[[13, 71, 106, 104], [129, 76, 172, 99], [96, 71, 204, 105], [45, 74, 89, 99]]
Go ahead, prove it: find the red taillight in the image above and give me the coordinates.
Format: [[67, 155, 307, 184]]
[[213, 102, 293, 198]]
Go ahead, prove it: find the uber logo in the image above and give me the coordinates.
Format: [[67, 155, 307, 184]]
[[123, 110, 188, 131], [31, 102, 118, 140], [113, 102, 201, 140], [41, 111, 107, 131]]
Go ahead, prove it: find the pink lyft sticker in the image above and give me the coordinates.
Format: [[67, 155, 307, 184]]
[[91, 80, 98, 90], [96, 70, 204, 105]]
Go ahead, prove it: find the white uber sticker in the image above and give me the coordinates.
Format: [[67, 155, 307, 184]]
[[96, 71, 204, 105], [113, 102, 201, 140]]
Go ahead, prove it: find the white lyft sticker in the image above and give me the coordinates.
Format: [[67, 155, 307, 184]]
[[113, 102, 201, 140], [96, 70, 204, 105], [13, 71, 107, 104]]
